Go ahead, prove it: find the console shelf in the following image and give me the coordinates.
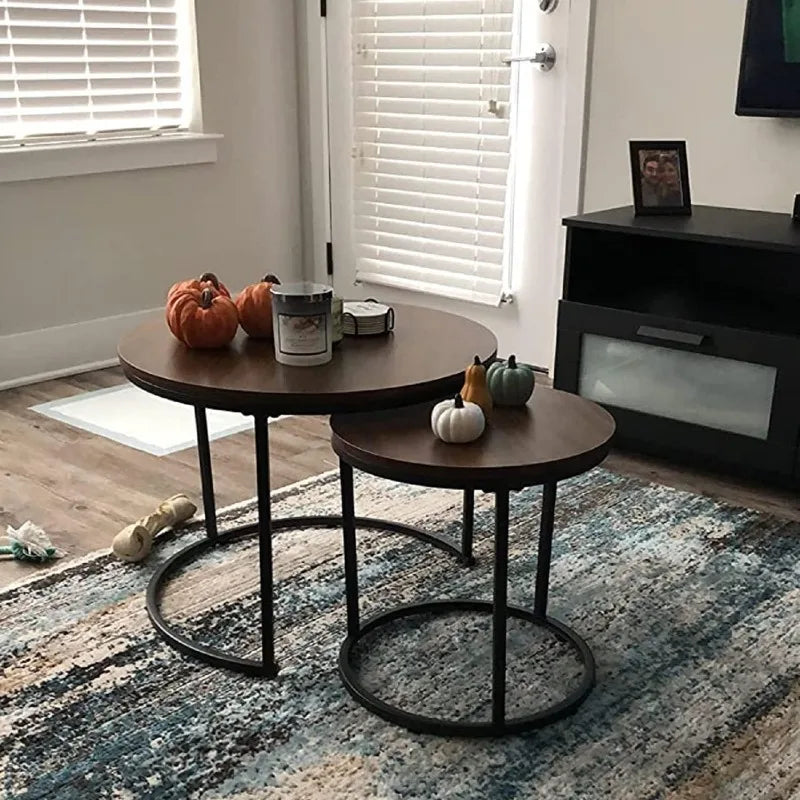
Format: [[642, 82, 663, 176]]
[[555, 205, 800, 484]]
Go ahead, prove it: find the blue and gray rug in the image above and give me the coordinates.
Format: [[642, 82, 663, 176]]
[[1, 469, 798, 799]]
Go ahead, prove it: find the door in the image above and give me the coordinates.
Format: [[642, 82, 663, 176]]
[[324, 0, 591, 369]]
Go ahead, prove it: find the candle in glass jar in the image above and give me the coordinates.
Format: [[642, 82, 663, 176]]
[[270, 282, 334, 366]]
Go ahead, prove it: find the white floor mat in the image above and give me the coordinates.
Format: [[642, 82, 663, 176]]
[[31, 383, 282, 456]]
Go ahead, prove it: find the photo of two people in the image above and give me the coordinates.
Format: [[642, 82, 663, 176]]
[[638, 151, 683, 208], [630, 141, 692, 216]]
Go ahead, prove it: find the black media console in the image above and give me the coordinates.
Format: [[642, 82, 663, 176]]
[[554, 205, 800, 485]]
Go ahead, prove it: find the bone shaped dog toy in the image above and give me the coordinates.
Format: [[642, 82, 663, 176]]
[[112, 494, 197, 562]]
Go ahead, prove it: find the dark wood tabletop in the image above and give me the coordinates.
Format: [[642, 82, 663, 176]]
[[331, 387, 616, 490], [118, 304, 497, 415]]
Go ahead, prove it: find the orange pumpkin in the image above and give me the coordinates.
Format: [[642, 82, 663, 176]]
[[166, 272, 231, 309], [166, 288, 239, 349], [235, 274, 281, 339], [460, 355, 493, 418]]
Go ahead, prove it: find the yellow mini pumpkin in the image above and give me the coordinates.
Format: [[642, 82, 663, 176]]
[[460, 355, 493, 418]]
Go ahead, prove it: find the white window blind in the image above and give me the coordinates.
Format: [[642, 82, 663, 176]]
[[352, 0, 515, 306], [0, 0, 190, 143]]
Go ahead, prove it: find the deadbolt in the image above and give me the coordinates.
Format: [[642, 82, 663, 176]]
[[540, 0, 559, 13]]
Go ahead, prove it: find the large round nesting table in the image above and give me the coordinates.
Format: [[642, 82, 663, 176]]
[[118, 304, 497, 677], [330, 388, 615, 737]]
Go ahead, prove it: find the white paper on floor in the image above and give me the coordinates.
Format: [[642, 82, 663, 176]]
[[31, 383, 284, 456]]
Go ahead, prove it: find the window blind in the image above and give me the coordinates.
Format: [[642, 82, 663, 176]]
[[352, 0, 515, 306], [0, 0, 189, 143]]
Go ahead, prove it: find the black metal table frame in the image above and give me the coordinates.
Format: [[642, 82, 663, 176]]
[[146, 407, 476, 678], [336, 460, 596, 737]]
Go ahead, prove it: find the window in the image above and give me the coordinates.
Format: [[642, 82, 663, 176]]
[[0, 0, 194, 144], [351, 0, 516, 306]]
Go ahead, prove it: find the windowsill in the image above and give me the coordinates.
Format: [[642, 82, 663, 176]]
[[0, 132, 222, 184]]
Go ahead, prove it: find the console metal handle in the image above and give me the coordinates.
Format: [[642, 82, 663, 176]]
[[636, 326, 706, 347]]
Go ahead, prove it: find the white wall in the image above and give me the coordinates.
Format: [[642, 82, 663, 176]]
[[0, 0, 302, 387], [584, 0, 800, 213]]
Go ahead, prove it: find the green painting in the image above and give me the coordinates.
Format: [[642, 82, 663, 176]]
[[783, 0, 800, 61]]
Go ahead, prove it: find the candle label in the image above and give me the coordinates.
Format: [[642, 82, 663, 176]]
[[278, 313, 328, 356]]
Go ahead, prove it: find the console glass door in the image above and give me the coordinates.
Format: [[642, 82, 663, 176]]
[[579, 335, 777, 440]]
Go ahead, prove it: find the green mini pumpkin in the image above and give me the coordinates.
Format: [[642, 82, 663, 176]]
[[487, 355, 536, 406]]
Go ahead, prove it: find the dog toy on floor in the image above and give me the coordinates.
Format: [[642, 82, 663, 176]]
[[1, 522, 62, 563], [112, 494, 197, 563]]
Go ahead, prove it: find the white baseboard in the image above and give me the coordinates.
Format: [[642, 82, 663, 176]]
[[0, 307, 162, 391]]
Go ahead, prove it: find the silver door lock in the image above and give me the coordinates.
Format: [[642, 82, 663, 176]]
[[540, 0, 559, 12], [503, 43, 557, 72]]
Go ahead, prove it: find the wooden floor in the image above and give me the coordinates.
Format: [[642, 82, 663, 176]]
[[0, 367, 338, 588], [2, 366, 799, 588]]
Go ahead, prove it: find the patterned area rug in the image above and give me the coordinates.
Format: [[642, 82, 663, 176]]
[[1, 469, 798, 799]]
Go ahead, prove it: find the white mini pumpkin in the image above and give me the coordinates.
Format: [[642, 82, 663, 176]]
[[431, 394, 485, 444]]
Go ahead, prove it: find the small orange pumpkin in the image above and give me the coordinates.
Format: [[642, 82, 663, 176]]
[[235, 274, 281, 339], [166, 288, 239, 349], [166, 272, 231, 309], [460, 355, 493, 418]]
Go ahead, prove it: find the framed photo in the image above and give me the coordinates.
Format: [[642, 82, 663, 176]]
[[629, 140, 692, 216]]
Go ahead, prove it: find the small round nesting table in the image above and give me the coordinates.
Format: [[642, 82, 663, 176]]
[[330, 388, 615, 737], [118, 304, 496, 678]]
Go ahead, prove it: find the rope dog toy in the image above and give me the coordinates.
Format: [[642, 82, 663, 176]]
[[1, 522, 62, 563]]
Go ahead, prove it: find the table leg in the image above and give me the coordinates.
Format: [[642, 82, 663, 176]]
[[340, 460, 360, 637], [492, 488, 510, 729], [534, 482, 557, 619], [338, 479, 595, 737], [462, 489, 474, 564], [149, 433, 471, 678], [255, 416, 277, 676], [194, 406, 218, 541]]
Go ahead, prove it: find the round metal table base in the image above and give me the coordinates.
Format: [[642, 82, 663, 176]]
[[338, 600, 596, 737], [146, 516, 473, 678]]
